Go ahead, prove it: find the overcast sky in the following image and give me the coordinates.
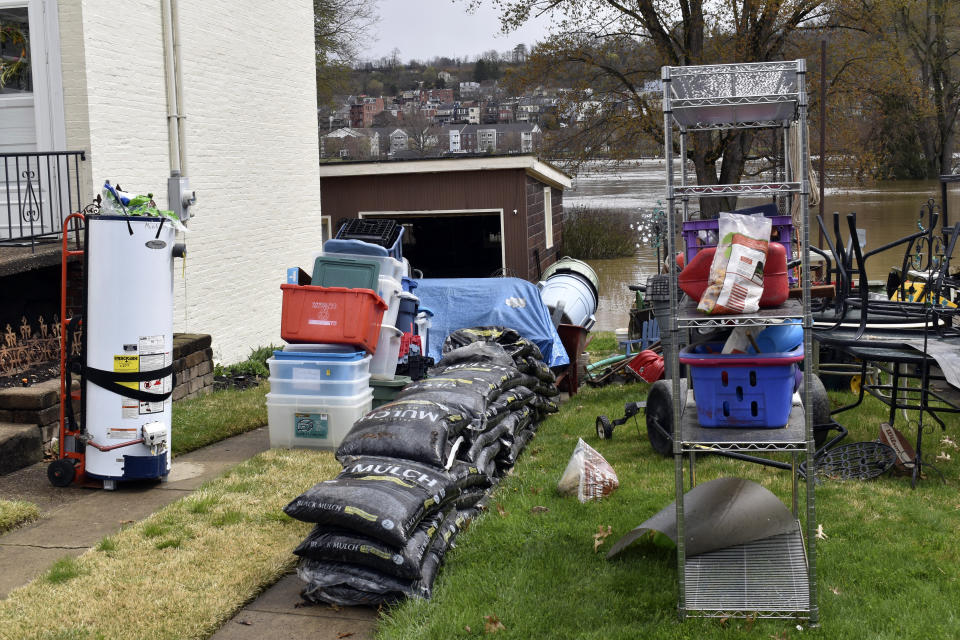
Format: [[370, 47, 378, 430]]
[[365, 0, 556, 63]]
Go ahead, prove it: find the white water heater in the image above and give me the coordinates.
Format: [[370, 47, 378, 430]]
[[82, 215, 176, 489]]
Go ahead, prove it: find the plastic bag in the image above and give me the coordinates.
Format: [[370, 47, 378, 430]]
[[557, 438, 619, 502], [698, 212, 772, 314], [100, 181, 188, 232]]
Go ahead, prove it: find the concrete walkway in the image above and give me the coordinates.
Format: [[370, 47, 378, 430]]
[[0, 427, 377, 639]]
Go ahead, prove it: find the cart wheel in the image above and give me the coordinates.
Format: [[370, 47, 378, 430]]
[[803, 373, 831, 449], [48, 458, 75, 487], [596, 415, 614, 440], [645, 380, 675, 456]]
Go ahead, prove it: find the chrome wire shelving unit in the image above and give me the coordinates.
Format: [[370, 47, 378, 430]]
[[661, 60, 817, 624]]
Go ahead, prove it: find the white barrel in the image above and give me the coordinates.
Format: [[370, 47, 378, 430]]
[[83, 216, 175, 481], [539, 272, 598, 327]]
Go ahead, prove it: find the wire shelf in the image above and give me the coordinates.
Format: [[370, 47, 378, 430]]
[[684, 522, 810, 618], [677, 298, 803, 329], [672, 182, 801, 197], [680, 391, 806, 452]]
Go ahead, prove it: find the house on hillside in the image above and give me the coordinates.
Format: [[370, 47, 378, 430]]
[[320, 128, 380, 159], [317, 155, 571, 280], [0, 0, 321, 366], [450, 123, 540, 154], [349, 96, 384, 128]]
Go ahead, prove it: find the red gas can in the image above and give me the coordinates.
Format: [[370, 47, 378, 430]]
[[677, 242, 788, 309]]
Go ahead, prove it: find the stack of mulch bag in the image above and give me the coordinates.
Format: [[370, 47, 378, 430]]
[[284, 326, 560, 606]]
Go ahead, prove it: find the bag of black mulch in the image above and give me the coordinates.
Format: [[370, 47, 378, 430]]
[[442, 327, 524, 353], [335, 398, 471, 467], [472, 440, 502, 479], [284, 458, 465, 546], [530, 393, 560, 416], [489, 385, 534, 416], [519, 356, 557, 383], [534, 381, 560, 397], [462, 421, 512, 463], [299, 509, 466, 605], [294, 509, 444, 580], [496, 427, 535, 469], [434, 342, 516, 369], [428, 363, 525, 393]]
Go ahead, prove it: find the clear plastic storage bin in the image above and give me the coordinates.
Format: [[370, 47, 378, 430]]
[[266, 389, 373, 449]]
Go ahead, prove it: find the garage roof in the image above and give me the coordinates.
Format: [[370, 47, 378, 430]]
[[317, 154, 573, 190]]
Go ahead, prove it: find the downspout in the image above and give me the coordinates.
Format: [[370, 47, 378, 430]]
[[161, 0, 181, 176], [171, 0, 188, 176], [161, 0, 195, 224]]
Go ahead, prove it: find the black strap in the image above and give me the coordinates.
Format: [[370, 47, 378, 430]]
[[84, 364, 175, 402]]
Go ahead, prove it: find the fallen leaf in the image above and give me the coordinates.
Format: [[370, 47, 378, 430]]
[[329, 603, 342, 612], [718, 616, 729, 628], [830, 586, 841, 595], [936, 452, 952, 462], [236, 620, 252, 626], [531, 505, 549, 514], [770, 632, 789, 640], [744, 613, 756, 631], [484, 614, 506, 633], [464, 625, 472, 633], [530, 487, 542, 495], [815, 524, 828, 540], [496, 503, 509, 518], [941, 436, 958, 449], [592, 525, 613, 552], [336, 633, 354, 639]]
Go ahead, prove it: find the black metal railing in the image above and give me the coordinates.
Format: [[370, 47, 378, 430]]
[[1, 151, 87, 251]]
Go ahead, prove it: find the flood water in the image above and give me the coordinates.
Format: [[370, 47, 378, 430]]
[[565, 160, 958, 331]]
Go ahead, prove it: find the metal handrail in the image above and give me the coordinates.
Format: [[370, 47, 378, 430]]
[[1, 151, 87, 252]]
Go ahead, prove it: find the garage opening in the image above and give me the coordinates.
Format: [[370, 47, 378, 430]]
[[362, 211, 503, 279]]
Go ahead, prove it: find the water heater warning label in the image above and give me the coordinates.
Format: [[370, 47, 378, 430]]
[[138, 335, 170, 415], [114, 355, 140, 419]]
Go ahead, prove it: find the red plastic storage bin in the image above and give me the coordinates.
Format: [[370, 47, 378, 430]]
[[680, 342, 803, 428], [677, 242, 789, 309], [280, 284, 387, 352]]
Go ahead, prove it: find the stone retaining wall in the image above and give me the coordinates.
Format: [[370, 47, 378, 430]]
[[0, 334, 214, 475]]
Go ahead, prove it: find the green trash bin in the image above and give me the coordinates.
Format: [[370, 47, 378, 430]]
[[370, 375, 411, 408]]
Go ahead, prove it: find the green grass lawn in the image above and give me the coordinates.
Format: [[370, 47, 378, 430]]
[[171, 383, 268, 456], [0, 500, 40, 534], [377, 382, 960, 640], [0, 448, 338, 640]]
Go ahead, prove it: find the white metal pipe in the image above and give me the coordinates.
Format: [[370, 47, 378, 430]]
[[171, 0, 188, 176], [161, 0, 181, 175]]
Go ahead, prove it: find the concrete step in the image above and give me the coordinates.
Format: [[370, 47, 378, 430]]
[[0, 422, 43, 475]]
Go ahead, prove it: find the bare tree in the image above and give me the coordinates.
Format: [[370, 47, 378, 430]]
[[477, 0, 835, 216], [402, 109, 443, 156], [315, 0, 378, 106]]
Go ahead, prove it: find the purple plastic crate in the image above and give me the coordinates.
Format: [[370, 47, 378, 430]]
[[681, 215, 794, 264], [679, 342, 803, 428]]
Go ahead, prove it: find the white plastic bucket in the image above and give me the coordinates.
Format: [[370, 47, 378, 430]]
[[370, 324, 403, 380], [539, 271, 598, 327], [415, 309, 433, 356], [378, 275, 403, 329]]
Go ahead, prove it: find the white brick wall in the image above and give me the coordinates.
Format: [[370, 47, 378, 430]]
[[58, 1, 322, 364]]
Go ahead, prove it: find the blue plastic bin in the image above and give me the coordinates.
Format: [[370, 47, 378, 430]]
[[679, 342, 803, 428], [396, 292, 419, 334]]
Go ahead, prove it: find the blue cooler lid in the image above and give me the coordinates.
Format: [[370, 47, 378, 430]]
[[274, 344, 365, 361]]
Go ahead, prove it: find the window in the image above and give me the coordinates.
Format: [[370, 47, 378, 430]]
[[543, 186, 553, 249], [0, 6, 32, 94]]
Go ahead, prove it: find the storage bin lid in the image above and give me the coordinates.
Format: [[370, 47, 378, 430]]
[[272, 346, 366, 361], [370, 375, 411, 389], [311, 255, 380, 289]]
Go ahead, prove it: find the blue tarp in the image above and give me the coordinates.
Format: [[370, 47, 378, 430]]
[[414, 277, 570, 368]]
